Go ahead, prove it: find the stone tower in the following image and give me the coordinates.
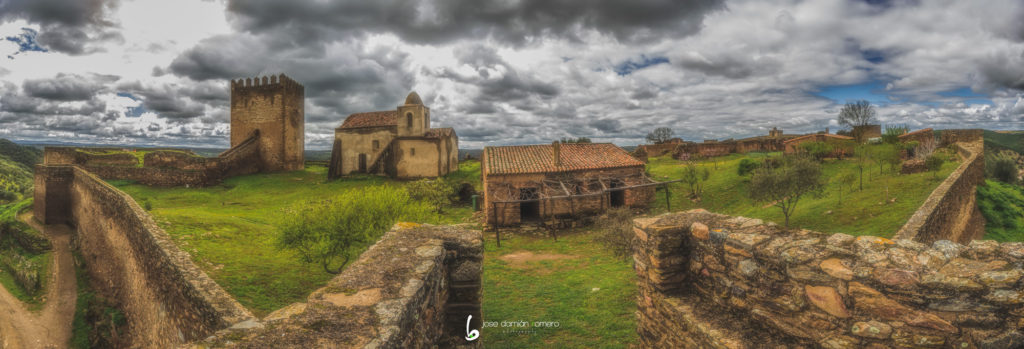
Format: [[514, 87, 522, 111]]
[[396, 91, 429, 137], [230, 74, 304, 171]]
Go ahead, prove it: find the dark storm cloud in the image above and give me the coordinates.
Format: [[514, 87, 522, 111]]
[[22, 73, 118, 101], [978, 49, 1024, 91], [0, 0, 122, 55], [675, 53, 758, 79], [118, 81, 207, 120], [434, 45, 559, 115], [226, 0, 725, 45]]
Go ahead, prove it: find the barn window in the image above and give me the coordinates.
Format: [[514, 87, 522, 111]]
[[406, 113, 413, 127], [411, 148, 416, 156], [373, 140, 380, 150]]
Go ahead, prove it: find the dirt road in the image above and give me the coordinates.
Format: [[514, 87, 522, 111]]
[[0, 215, 78, 349]]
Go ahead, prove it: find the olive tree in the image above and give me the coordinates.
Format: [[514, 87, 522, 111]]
[[646, 127, 675, 144], [681, 163, 710, 199], [749, 156, 825, 227]]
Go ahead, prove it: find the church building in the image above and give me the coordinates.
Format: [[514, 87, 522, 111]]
[[327, 92, 459, 179]]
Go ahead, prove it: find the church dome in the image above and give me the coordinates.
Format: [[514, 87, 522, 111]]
[[404, 91, 423, 105]]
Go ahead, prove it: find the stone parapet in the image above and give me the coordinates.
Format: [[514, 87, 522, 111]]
[[635, 210, 1023, 348], [200, 224, 483, 348]]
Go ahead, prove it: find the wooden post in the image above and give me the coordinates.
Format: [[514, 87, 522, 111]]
[[493, 202, 501, 248], [664, 184, 671, 212]]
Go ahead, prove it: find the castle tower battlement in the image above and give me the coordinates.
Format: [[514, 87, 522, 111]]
[[230, 73, 304, 172]]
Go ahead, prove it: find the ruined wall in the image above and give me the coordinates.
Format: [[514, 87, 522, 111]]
[[635, 210, 1024, 349], [201, 224, 483, 348], [33, 165, 254, 347], [41, 132, 262, 187], [940, 129, 983, 147], [894, 138, 986, 244], [230, 74, 304, 172]]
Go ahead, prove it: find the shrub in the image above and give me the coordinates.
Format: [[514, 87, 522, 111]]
[[142, 199, 153, 211], [681, 163, 710, 199], [925, 154, 944, 179], [277, 186, 431, 274], [737, 158, 761, 176], [593, 207, 635, 260], [883, 125, 908, 144], [986, 150, 1020, 184], [798, 141, 832, 161], [406, 178, 455, 213]]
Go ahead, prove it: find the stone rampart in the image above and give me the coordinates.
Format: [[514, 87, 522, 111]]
[[200, 224, 483, 348], [33, 165, 255, 347], [635, 210, 1024, 348], [894, 137, 985, 244]]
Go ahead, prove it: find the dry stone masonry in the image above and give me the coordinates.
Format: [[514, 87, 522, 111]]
[[634, 210, 1024, 348], [200, 223, 483, 348]]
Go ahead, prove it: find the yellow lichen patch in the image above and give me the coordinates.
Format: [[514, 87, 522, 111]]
[[856, 236, 895, 245]]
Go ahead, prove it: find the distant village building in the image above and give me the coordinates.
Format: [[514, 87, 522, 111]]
[[328, 92, 458, 179], [482, 142, 655, 226]]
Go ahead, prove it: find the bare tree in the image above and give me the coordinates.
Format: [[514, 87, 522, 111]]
[[646, 127, 674, 144], [838, 100, 877, 142]]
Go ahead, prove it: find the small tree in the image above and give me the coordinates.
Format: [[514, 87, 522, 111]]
[[749, 156, 825, 227], [737, 158, 760, 177], [838, 172, 857, 205], [987, 150, 1020, 184], [681, 163, 710, 199], [854, 145, 871, 190], [882, 144, 903, 173], [406, 178, 455, 213], [838, 100, 877, 142], [925, 154, 945, 179], [277, 186, 431, 274], [646, 127, 674, 144]]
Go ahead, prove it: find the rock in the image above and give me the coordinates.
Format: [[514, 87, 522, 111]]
[[855, 236, 892, 252], [738, 259, 759, 277], [928, 298, 994, 312], [977, 269, 1023, 289], [939, 258, 1008, 278], [872, 268, 920, 288], [229, 319, 265, 330], [805, 285, 850, 318], [979, 330, 1024, 349], [824, 210, 833, 215], [819, 334, 859, 349], [691, 222, 709, 240], [263, 303, 307, 322], [886, 248, 922, 270], [932, 240, 964, 259], [827, 233, 856, 247], [859, 249, 888, 265], [915, 250, 947, 270], [999, 242, 1024, 259], [984, 290, 1024, 305], [414, 245, 443, 257], [724, 244, 752, 257], [850, 320, 892, 339], [781, 246, 819, 264], [727, 232, 771, 250], [819, 258, 854, 280], [965, 240, 1000, 259], [848, 282, 956, 333], [921, 273, 985, 292], [789, 265, 833, 283], [895, 239, 927, 251]]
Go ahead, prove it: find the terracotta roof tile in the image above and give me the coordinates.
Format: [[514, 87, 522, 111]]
[[484, 143, 643, 175], [339, 111, 397, 129]]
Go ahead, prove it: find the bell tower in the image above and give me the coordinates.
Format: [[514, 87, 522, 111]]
[[396, 91, 429, 137]]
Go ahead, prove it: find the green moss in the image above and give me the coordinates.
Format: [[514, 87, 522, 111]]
[[645, 149, 959, 237]]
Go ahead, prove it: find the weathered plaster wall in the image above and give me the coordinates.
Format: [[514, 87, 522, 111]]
[[393, 138, 442, 178], [334, 127, 394, 176], [33, 165, 254, 347], [635, 210, 1024, 348], [201, 224, 483, 348], [895, 136, 985, 244]]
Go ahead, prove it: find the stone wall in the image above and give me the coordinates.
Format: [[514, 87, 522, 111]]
[[200, 224, 483, 348], [229, 74, 305, 172], [894, 137, 985, 244], [634, 210, 1024, 348], [41, 131, 262, 187], [33, 165, 255, 347]]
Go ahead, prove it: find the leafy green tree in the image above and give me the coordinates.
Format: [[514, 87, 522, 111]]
[[646, 127, 674, 144], [737, 158, 761, 177], [987, 150, 1020, 184], [560, 137, 592, 143], [681, 163, 710, 199], [406, 178, 455, 213], [882, 125, 908, 144], [838, 100, 877, 142], [749, 156, 825, 227], [925, 154, 945, 179], [277, 186, 431, 274]]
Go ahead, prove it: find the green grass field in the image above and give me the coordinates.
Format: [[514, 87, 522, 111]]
[[111, 162, 480, 316], [977, 179, 1024, 242], [645, 151, 960, 237], [482, 231, 637, 348]]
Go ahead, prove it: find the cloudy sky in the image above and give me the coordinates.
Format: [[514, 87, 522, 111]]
[[1, 0, 1022, 149]]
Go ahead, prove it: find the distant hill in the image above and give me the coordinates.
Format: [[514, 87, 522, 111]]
[[0, 139, 41, 169], [984, 130, 1024, 154]]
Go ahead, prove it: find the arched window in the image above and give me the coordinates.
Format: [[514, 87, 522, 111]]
[[406, 113, 413, 127]]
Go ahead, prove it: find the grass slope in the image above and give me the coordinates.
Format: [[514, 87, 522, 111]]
[[112, 162, 480, 316], [646, 151, 959, 237], [482, 231, 636, 348], [0, 199, 51, 309], [977, 179, 1024, 242], [983, 130, 1024, 154]]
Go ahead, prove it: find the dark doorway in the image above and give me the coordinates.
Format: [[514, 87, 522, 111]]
[[358, 154, 367, 172], [609, 180, 625, 207], [519, 188, 540, 221]]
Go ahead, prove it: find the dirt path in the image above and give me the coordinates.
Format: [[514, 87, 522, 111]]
[[0, 215, 78, 349]]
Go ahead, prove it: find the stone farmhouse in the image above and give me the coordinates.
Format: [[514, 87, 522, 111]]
[[328, 92, 458, 179], [482, 142, 655, 226]]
